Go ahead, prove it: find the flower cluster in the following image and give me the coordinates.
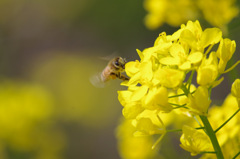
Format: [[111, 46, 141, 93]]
[[201, 93, 240, 159], [144, 0, 239, 33], [117, 20, 240, 158]]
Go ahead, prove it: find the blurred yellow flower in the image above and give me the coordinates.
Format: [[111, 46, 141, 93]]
[[0, 80, 65, 159], [144, 0, 239, 32], [133, 109, 166, 136], [180, 125, 212, 156], [144, 0, 197, 29], [116, 119, 161, 159], [231, 79, 240, 107], [201, 94, 240, 158], [197, 0, 239, 32]]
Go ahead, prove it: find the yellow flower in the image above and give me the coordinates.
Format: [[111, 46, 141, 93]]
[[0, 80, 65, 158], [133, 109, 166, 136], [144, 0, 197, 29], [180, 21, 222, 51], [231, 79, 240, 107], [187, 86, 211, 115], [118, 20, 238, 155], [201, 94, 240, 158], [197, 52, 219, 86], [160, 43, 203, 70], [116, 119, 160, 159], [143, 86, 172, 112], [231, 79, 240, 98], [154, 68, 185, 88], [118, 90, 144, 119], [143, 0, 239, 32], [216, 38, 236, 73], [143, 0, 167, 29], [197, 0, 239, 33], [180, 125, 212, 156], [134, 118, 164, 136], [158, 20, 222, 72]]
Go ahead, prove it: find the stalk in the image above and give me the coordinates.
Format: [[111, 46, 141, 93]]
[[200, 115, 224, 159]]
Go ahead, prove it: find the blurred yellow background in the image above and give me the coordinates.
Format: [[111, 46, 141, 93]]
[[0, 0, 239, 159]]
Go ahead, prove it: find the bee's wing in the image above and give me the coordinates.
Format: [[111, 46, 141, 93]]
[[99, 52, 118, 61], [89, 72, 105, 88]]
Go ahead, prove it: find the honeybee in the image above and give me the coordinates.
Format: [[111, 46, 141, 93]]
[[90, 57, 129, 87]]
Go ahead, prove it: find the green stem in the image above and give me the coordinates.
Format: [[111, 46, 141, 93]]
[[205, 44, 214, 55], [215, 108, 240, 133], [181, 84, 189, 96], [200, 115, 224, 159], [232, 151, 240, 159], [169, 103, 188, 109], [168, 90, 196, 98], [187, 70, 195, 92], [166, 127, 204, 133], [223, 60, 240, 74], [200, 151, 216, 154], [152, 132, 166, 149], [168, 93, 186, 98]]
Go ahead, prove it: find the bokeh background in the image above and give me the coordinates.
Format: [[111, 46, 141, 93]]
[[0, 0, 239, 159]]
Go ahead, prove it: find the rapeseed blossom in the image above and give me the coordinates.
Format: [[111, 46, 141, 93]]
[[180, 125, 212, 156], [144, 0, 239, 33], [116, 119, 161, 159], [144, 0, 197, 29], [0, 80, 65, 158], [117, 20, 240, 158], [197, 0, 239, 33], [200, 94, 240, 159], [231, 79, 240, 107]]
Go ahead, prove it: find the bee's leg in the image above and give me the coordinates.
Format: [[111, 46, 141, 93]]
[[110, 72, 117, 79], [111, 72, 129, 81], [119, 73, 129, 81]]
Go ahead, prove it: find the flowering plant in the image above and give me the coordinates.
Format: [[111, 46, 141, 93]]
[[117, 20, 240, 159], [144, 0, 239, 34]]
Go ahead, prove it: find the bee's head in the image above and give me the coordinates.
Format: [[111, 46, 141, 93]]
[[113, 57, 127, 70]]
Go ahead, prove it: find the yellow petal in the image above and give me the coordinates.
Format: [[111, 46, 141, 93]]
[[143, 87, 156, 106], [135, 118, 164, 135], [169, 43, 185, 57], [155, 68, 184, 88], [231, 79, 240, 98], [160, 57, 180, 65], [122, 103, 144, 119], [187, 52, 203, 64], [197, 65, 218, 86], [154, 87, 172, 112], [125, 61, 140, 77], [140, 62, 153, 82], [128, 72, 141, 85], [179, 61, 191, 70], [131, 85, 149, 101], [180, 29, 196, 49], [188, 86, 211, 115], [216, 38, 236, 62], [118, 90, 132, 106], [136, 49, 143, 61], [200, 28, 222, 48], [180, 125, 211, 156], [185, 20, 202, 37]]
